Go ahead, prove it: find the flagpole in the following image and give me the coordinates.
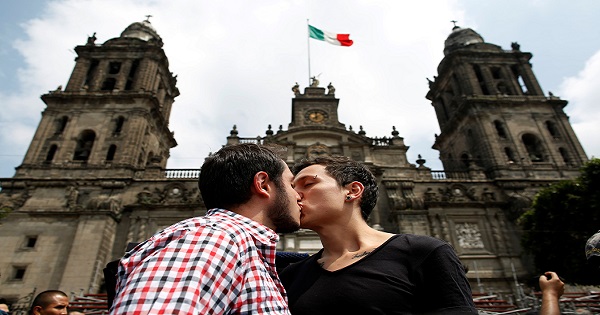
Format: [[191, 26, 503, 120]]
[[307, 19, 311, 86]]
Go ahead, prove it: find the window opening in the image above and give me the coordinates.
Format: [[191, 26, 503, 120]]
[[46, 145, 58, 162]]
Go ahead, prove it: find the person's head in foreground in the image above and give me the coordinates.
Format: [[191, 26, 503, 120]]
[[199, 143, 301, 232], [292, 155, 378, 229]]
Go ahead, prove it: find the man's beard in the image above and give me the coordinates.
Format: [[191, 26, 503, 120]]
[[268, 182, 300, 233]]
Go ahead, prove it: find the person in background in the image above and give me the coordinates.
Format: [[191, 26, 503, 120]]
[[111, 144, 301, 314], [281, 156, 477, 314], [30, 290, 69, 315], [0, 298, 9, 315]]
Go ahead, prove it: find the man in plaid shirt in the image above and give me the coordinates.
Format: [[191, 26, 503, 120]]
[[111, 144, 302, 314]]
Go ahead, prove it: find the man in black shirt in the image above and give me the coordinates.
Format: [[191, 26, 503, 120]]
[[281, 156, 477, 314]]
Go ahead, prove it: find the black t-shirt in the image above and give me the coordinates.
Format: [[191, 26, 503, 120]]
[[279, 234, 477, 315]]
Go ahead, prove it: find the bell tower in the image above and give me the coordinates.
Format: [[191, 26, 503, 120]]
[[426, 25, 588, 179], [14, 19, 179, 179], [0, 20, 182, 299]]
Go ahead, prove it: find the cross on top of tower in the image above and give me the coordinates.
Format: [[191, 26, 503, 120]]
[[451, 20, 459, 29], [145, 15, 152, 22]]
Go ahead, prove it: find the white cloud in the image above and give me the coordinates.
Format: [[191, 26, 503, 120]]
[[559, 49, 600, 159]]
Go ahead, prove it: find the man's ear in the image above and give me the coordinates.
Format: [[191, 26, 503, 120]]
[[33, 306, 42, 315], [346, 181, 365, 200], [253, 171, 271, 197]]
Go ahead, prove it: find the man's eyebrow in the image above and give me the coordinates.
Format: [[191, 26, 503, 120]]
[[293, 174, 318, 184]]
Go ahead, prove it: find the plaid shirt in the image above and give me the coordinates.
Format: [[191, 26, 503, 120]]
[[110, 208, 290, 315]]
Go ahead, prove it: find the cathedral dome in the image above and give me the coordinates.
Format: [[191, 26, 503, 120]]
[[121, 19, 161, 42], [443, 26, 485, 55]]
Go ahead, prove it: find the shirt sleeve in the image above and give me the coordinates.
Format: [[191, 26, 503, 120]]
[[416, 244, 479, 314], [111, 228, 244, 315]]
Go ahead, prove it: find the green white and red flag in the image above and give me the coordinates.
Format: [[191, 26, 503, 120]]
[[308, 25, 353, 47]]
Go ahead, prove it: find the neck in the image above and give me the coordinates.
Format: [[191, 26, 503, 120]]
[[316, 219, 382, 256], [230, 199, 274, 230]]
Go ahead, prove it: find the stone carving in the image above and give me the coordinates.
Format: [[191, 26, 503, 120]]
[[465, 187, 478, 201], [482, 188, 496, 201], [310, 76, 319, 87], [137, 187, 161, 204], [0, 189, 31, 211], [440, 218, 451, 241], [65, 186, 79, 210], [87, 32, 97, 45], [384, 181, 424, 211], [327, 82, 335, 94], [491, 213, 506, 253], [456, 222, 485, 249], [307, 143, 330, 159], [388, 193, 407, 211], [292, 82, 300, 95], [136, 185, 200, 205], [424, 187, 439, 202], [438, 185, 478, 202], [87, 195, 122, 213], [504, 192, 533, 221]]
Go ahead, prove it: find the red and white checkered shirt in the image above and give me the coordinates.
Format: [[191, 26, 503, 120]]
[[110, 208, 290, 315]]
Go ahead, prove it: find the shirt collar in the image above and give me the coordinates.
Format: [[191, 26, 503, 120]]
[[207, 208, 280, 245]]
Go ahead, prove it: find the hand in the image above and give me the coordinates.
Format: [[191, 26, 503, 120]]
[[539, 271, 564, 298]]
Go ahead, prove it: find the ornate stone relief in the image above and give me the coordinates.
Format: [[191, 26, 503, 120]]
[[456, 222, 485, 249], [383, 181, 424, 211], [0, 188, 31, 211], [136, 184, 200, 205], [306, 143, 330, 158]]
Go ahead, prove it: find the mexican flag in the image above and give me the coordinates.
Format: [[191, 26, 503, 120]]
[[308, 25, 353, 47]]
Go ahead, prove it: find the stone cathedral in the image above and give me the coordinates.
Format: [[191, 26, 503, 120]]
[[0, 20, 589, 306]]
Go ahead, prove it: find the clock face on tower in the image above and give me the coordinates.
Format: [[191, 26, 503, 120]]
[[305, 109, 329, 123]]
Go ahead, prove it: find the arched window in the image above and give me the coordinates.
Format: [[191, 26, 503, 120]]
[[522, 133, 544, 162], [559, 147, 570, 164], [108, 62, 121, 74], [84, 59, 99, 88], [106, 145, 117, 161], [46, 145, 58, 162], [473, 64, 490, 95], [55, 116, 68, 135], [73, 130, 96, 161], [125, 59, 140, 90], [461, 153, 470, 168], [114, 116, 125, 135], [494, 120, 507, 139], [504, 147, 515, 163], [546, 121, 559, 138], [511, 65, 528, 94], [101, 78, 116, 91]]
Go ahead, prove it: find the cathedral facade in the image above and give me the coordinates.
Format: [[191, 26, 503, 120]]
[[0, 20, 588, 306]]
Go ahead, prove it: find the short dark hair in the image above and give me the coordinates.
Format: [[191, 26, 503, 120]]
[[199, 143, 286, 210], [30, 290, 67, 312], [293, 156, 378, 220]]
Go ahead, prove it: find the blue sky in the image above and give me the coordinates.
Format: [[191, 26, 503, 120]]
[[1, 0, 599, 177]]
